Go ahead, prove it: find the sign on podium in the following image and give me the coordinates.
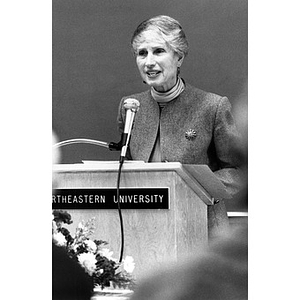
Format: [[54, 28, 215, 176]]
[[52, 161, 230, 277]]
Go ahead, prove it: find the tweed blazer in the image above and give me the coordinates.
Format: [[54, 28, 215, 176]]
[[117, 83, 243, 197]]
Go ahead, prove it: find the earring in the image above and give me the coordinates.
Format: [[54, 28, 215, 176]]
[[177, 67, 180, 76]]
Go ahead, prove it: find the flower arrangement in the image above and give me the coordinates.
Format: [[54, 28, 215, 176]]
[[52, 210, 135, 290]]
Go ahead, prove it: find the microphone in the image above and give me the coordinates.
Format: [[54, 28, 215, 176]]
[[120, 98, 140, 162]]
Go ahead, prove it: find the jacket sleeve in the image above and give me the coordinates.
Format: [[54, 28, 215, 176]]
[[212, 97, 246, 198]]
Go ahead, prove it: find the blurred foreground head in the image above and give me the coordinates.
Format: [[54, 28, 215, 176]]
[[52, 132, 61, 165], [52, 132, 93, 299], [52, 243, 94, 300], [130, 226, 247, 300]]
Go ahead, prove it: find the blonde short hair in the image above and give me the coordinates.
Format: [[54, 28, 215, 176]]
[[131, 15, 189, 59]]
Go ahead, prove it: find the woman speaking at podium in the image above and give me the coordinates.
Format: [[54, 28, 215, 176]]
[[117, 15, 244, 200]]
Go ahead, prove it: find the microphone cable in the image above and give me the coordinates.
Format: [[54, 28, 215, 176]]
[[116, 157, 125, 263]]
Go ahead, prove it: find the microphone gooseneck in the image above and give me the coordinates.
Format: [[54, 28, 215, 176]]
[[53, 138, 110, 149]]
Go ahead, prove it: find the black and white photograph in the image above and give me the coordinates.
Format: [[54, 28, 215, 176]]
[[52, 1, 248, 299], [3, 1, 300, 300]]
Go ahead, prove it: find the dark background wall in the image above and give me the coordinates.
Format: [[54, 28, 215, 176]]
[[53, 0, 247, 164]]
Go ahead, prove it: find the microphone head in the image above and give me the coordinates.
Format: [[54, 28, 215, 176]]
[[124, 98, 140, 112]]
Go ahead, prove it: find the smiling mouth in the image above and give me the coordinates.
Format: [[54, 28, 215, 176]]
[[146, 71, 161, 78]]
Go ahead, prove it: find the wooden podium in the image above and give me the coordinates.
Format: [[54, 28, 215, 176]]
[[52, 161, 230, 277]]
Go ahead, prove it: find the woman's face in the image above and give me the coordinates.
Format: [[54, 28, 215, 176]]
[[135, 29, 182, 92]]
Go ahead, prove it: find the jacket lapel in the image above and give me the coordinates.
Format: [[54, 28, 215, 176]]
[[130, 92, 160, 162]]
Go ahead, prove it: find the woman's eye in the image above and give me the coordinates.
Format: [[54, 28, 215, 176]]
[[155, 48, 165, 54], [138, 50, 147, 56]]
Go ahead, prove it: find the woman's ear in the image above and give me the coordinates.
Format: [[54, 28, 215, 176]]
[[177, 55, 184, 67]]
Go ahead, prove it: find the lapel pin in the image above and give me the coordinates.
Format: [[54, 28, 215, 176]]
[[185, 129, 197, 140]]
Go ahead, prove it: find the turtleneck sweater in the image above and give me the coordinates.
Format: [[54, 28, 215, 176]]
[[149, 77, 185, 162]]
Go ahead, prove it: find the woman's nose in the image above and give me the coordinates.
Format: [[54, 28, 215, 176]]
[[145, 53, 155, 67]]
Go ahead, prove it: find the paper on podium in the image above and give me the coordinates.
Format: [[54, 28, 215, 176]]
[[82, 160, 145, 164], [182, 164, 231, 200]]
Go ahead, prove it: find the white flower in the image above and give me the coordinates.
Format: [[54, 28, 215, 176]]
[[84, 240, 97, 252], [77, 221, 84, 229], [77, 252, 97, 276], [99, 248, 114, 260], [123, 256, 135, 273], [52, 220, 58, 233], [53, 232, 67, 246]]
